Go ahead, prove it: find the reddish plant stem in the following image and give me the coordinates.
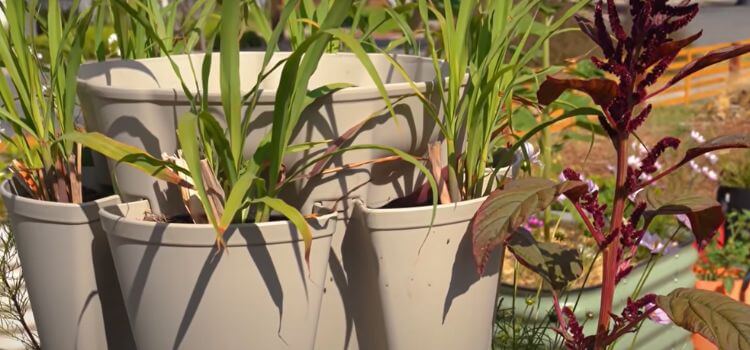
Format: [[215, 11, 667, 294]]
[[572, 201, 606, 245], [552, 291, 568, 330], [594, 135, 629, 349], [603, 306, 658, 345], [634, 162, 680, 191]]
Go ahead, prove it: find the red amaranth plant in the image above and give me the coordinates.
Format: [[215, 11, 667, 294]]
[[471, 1, 750, 349]]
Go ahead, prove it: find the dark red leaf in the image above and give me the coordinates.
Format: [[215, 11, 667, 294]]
[[537, 76, 619, 107], [575, 15, 602, 48], [558, 180, 589, 202], [471, 178, 587, 274], [675, 134, 750, 168], [649, 43, 750, 98], [653, 31, 702, 60], [506, 228, 583, 291], [640, 188, 725, 247]]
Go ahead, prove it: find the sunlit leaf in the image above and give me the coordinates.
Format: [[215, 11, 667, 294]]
[[178, 113, 220, 233], [675, 134, 750, 168], [250, 196, 313, 265], [650, 44, 750, 98], [639, 188, 724, 247], [471, 178, 587, 274], [656, 288, 750, 349], [62, 132, 190, 188]]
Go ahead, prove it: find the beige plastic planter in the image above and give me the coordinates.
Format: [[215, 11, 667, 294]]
[[0, 181, 135, 350], [99, 199, 337, 350], [342, 196, 503, 350], [78, 53, 448, 217], [313, 156, 522, 350]]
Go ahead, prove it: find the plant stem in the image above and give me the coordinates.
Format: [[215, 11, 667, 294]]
[[446, 137, 461, 202], [595, 135, 629, 349], [542, 18, 552, 241]]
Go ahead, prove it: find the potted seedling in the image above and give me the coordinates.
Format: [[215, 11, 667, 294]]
[[471, 0, 750, 349], [76, 0, 446, 217], [695, 210, 750, 297], [0, 1, 135, 349]]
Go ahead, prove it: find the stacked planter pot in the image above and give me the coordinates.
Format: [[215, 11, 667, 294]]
[[76, 52, 464, 350], [99, 200, 336, 349], [348, 197, 503, 350], [0, 181, 135, 350], [76, 52, 506, 350]]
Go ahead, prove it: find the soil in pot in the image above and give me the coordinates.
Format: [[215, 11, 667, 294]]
[[100, 199, 337, 350]]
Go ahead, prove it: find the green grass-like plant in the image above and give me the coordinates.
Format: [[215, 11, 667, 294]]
[[0, 0, 93, 203], [405, 0, 592, 204], [68, 0, 433, 260]]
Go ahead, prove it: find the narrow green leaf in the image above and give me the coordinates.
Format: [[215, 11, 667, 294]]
[[61, 132, 189, 187], [219, 0, 243, 166], [323, 28, 394, 118], [302, 82, 356, 109], [177, 113, 219, 233], [220, 170, 257, 230], [250, 196, 313, 265]]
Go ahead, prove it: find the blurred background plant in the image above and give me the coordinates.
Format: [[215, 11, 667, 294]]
[[696, 210, 750, 292], [720, 150, 750, 189], [0, 0, 94, 203]]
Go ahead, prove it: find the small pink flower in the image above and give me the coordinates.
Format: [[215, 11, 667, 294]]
[[647, 304, 672, 325], [706, 153, 718, 164], [627, 155, 642, 167], [676, 214, 692, 231], [689, 160, 701, 173], [522, 215, 544, 230], [639, 231, 677, 255], [690, 130, 706, 144]]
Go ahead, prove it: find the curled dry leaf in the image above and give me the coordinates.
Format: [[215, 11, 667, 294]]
[[537, 76, 619, 107], [163, 151, 207, 224]]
